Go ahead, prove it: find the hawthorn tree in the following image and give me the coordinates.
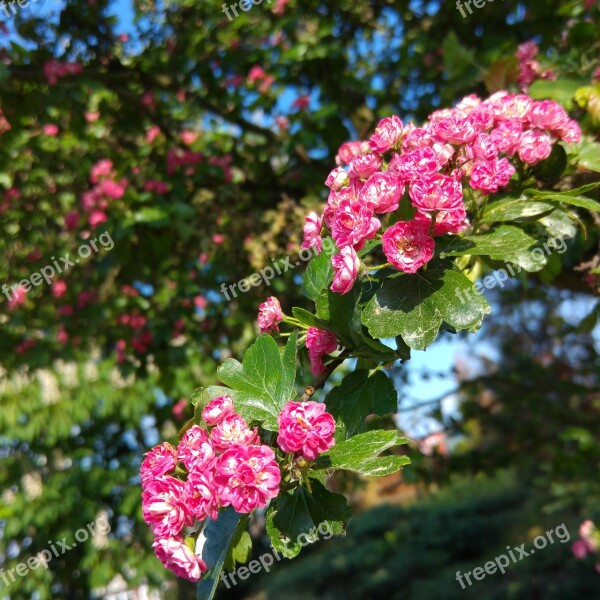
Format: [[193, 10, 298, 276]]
[[0, 0, 599, 598]]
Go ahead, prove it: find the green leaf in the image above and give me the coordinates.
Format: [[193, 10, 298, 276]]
[[314, 431, 410, 477], [316, 286, 363, 348], [438, 225, 537, 259], [266, 508, 303, 559], [325, 370, 397, 438], [539, 209, 578, 240], [361, 261, 491, 350], [482, 198, 556, 224], [443, 32, 477, 79], [225, 530, 252, 570], [529, 78, 586, 110], [531, 143, 567, 184], [291, 307, 329, 330], [217, 334, 296, 430], [302, 242, 336, 301], [196, 509, 244, 600], [572, 139, 600, 173], [272, 479, 351, 541], [522, 183, 600, 212]]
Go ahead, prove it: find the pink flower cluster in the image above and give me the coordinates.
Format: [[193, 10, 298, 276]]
[[301, 92, 582, 292], [306, 327, 338, 377], [277, 401, 335, 460], [572, 520, 600, 573], [79, 160, 128, 229], [43, 59, 82, 86], [516, 42, 556, 90], [141, 395, 280, 581]]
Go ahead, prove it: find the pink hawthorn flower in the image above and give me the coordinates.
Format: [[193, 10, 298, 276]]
[[518, 130, 553, 165], [257, 296, 284, 333], [490, 120, 523, 156], [388, 147, 440, 180], [177, 426, 215, 472], [331, 247, 360, 295], [64, 211, 79, 231], [7, 284, 27, 311], [359, 171, 404, 214], [330, 199, 381, 250], [409, 173, 463, 212], [210, 415, 259, 452], [184, 471, 218, 521], [88, 210, 107, 229], [335, 140, 370, 166], [214, 445, 281, 513], [417, 206, 467, 236], [325, 166, 350, 191], [141, 475, 193, 538], [306, 328, 338, 377], [573, 539, 592, 559], [42, 124, 59, 136], [369, 115, 403, 153], [433, 114, 480, 145], [292, 95, 310, 110], [140, 443, 177, 487], [52, 280, 67, 299], [181, 130, 199, 145], [348, 152, 383, 180], [470, 158, 516, 195], [152, 537, 208, 582], [85, 111, 100, 123], [146, 125, 161, 143], [277, 401, 336, 460], [90, 159, 115, 184], [382, 220, 435, 274], [202, 395, 235, 426], [301, 211, 324, 253]]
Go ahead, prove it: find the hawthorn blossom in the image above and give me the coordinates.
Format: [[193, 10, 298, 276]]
[[210, 415, 258, 451], [470, 158, 516, 195], [369, 116, 403, 153], [409, 173, 463, 212], [301, 212, 323, 253], [277, 401, 335, 460], [257, 296, 284, 333], [331, 247, 360, 295], [177, 426, 215, 472], [140, 443, 178, 487], [141, 475, 192, 538], [153, 537, 208, 582], [359, 171, 404, 214], [202, 395, 235, 426], [184, 472, 218, 521], [382, 220, 435, 274], [214, 445, 280, 513], [330, 199, 381, 250], [306, 328, 338, 377]]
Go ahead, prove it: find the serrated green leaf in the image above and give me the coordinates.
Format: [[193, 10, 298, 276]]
[[361, 261, 491, 350], [325, 370, 397, 438], [482, 198, 557, 224], [522, 183, 600, 212], [272, 479, 351, 541], [266, 508, 303, 559], [302, 242, 336, 301], [216, 334, 296, 430], [438, 225, 537, 259], [314, 430, 410, 477]]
